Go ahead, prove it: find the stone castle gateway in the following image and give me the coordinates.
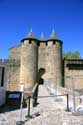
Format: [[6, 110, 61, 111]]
[[0, 30, 83, 92], [8, 30, 62, 91]]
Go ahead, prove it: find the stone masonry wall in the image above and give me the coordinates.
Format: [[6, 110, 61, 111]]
[[38, 42, 47, 73], [38, 41, 62, 87], [7, 39, 62, 91], [7, 45, 21, 91], [55, 41, 62, 86], [64, 60, 83, 90], [9, 45, 21, 60], [7, 60, 20, 91], [20, 40, 38, 91], [44, 41, 56, 81], [0, 59, 20, 91]]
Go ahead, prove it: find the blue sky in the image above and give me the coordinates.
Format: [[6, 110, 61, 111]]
[[0, 0, 83, 58]]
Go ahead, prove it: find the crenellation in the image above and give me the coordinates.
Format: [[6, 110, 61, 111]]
[[31, 40, 38, 46], [39, 42, 46, 47], [0, 59, 9, 64], [38, 40, 57, 47], [47, 41, 53, 46], [0, 59, 20, 65], [23, 40, 29, 45]]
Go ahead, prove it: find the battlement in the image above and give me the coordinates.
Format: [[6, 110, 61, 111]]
[[38, 40, 62, 47], [0, 59, 20, 66], [0, 59, 9, 64], [9, 44, 21, 50], [21, 37, 62, 47], [21, 39, 39, 47]]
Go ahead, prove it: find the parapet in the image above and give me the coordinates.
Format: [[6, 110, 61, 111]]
[[9, 44, 21, 50], [21, 38, 62, 46], [0, 59, 9, 64], [0, 59, 20, 66]]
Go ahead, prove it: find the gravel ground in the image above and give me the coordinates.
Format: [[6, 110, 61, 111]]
[[0, 85, 83, 125]]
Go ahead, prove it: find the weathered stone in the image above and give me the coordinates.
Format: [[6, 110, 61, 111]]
[[20, 40, 38, 91], [1, 31, 83, 93], [64, 59, 83, 90]]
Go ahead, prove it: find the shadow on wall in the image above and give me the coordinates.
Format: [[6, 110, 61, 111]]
[[0, 91, 27, 113], [38, 68, 45, 83], [32, 68, 45, 107]]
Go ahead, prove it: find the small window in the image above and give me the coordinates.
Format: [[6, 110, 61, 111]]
[[53, 41, 55, 45], [1, 67, 5, 87], [29, 40, 32, 44], [0, 67, 2, 86], [46, 42, 48, 46], [37, 42, 40, 46]]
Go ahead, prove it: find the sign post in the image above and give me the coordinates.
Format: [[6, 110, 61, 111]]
[[16, 83, 24, 125], [72, 76, 76, 112]]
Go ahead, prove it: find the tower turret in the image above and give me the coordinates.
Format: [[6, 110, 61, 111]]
[[26, 28, 35, 39], [45, 29, 62, 86], [20, 30, 38, 91], [49, 29, 61, 41]]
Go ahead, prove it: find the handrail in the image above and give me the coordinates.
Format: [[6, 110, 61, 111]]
[[57, 86, 79, 94], [26, 93, 70, 118]]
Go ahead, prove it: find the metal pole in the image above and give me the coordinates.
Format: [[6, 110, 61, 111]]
[[16, 84, 24, 125], [16, 92, 24, 125], [66, 93, 70, 111], [28, 96, 31, 117], [20, 91, 24, 121], [72, 76, 76, 112], [26, 96, 32, 118], [56, 73, 57, 98]]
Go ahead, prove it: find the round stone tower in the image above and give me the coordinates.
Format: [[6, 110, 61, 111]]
[[20, 30, 38, 91], [45, 30, 63, 86]]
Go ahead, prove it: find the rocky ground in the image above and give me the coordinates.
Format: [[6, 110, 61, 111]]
[[0, 85, 83, 125]]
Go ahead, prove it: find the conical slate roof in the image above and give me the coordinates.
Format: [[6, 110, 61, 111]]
[[40, 32, 46, 41], [21, 29, 62, 43], [49, 29, 60, 40], [26, 29, 35, 39]]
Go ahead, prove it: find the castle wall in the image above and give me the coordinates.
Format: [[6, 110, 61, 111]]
[[7, 59, 20, 91], [38, 41, 62, 87], [64, 59, 83, 90], [55, 41, 62, 86], [9, 45, 21, 60], [44, 41, 56, 81], [4, 32, 83, 93], [38, 42, 47, 72], [7, 32, 62, 91], [20, 40, 38, 91], [7, 45, 21, 91]]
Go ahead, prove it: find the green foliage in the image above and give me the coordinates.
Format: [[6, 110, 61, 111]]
[[63, 51, 81, 59]]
